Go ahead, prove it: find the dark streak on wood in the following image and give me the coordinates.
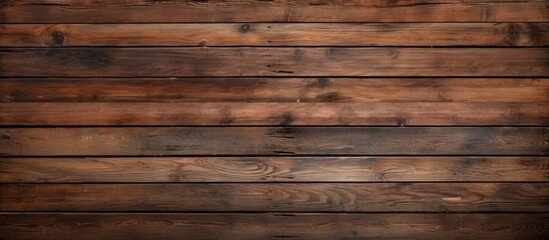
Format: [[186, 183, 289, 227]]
[[41, 48, 110, 68], [1, 48, 547, 77], [0, 127, 546, 156]]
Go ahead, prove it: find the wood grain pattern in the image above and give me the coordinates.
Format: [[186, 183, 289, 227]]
[[1, 0, 547, 23], [1, 157, 547, 183], [1, 127, 547, 156], [1, 0, 548, 238], [2, 78, 548, 103], [2, 102, 547, 126], [2, 48, 548, 77], [2, 23, 547, 47], [1, 214, 547, 240], [2, 183, 548, 212]]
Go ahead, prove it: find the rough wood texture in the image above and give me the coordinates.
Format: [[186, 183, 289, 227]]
[[1, 0, 548, 239], [1, 102, 547, 126], [2, 183, 548, 212], [1, 214, 547, 240], [2, 78, 547, 103], [2, 23, 547, 47], [1, 127, 547, 156], [2, 48, 548, 77], [1, 157, 547, 183], [1, 0, 547, 23]]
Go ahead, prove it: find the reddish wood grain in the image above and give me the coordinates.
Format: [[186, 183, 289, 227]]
[[1, 102, 547, 126], [1, 0, 547, 23], [1, 23, 547, 46], [1, 157, 547, 183], [2, 78, 547, 103]]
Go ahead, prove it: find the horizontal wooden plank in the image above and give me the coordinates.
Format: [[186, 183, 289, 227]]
[[1, 183, 548, 212], [1, 0, 547, 23], [1, 127, 546, 156], [1, 23, 547, 47], [1, 102, 547, 126], [2, 78, 548, 103], [1, 157, 547, 183], [1, 48, 548, 77], [1, 214, 547, 240]]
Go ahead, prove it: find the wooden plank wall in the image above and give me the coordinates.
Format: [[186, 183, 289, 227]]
[[0, 1, 548, 239]]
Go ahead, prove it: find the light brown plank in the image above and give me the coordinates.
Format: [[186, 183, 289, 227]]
[[1, 127, 547, 156], [1, 102, 547, 126], [1, 23, 547, 47], [1, 0, 547, 23], [1, 183, 548, 212], [1, 48, 548, 77], [1, 78, 548, 103], [1, 157, 547, 183]]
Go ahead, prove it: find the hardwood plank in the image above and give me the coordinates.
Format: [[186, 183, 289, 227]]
[[0, 127, 546, 156], [2, 78, 548, 103], [1, 157, 547, 183], [1, 0, 547, 23], [1, 214, 547, 240], [1, 102, 547, 126], [4, 213, 549, 240], [2, 23, 547, 47], [1, 48, 548, 77], [1, 183, 547, 212]]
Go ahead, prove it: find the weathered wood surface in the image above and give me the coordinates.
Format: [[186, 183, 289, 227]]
[[1, 127, 547, 156], [1, 214, 547, 240], [1, 183, 548, 212], [2, 157, 547, 183], [1, 23, 547, 47], [1, 102, 547, 126], [1, 0, 547, 239], [1, 0, 547, 23], [2, 48, 548, 77], [2, 78, 547, 103]]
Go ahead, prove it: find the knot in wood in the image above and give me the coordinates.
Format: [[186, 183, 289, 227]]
[[51, 31, 65, 45]]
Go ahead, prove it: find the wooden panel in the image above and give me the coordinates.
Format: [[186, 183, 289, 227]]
[[1, 157, 547, 183], [2, 23, 548, 47], [2, 214, 548, 240], [2, 183, 548, 212], [2, 48, 548, 77], [2, 78, 548, 103], [1, 0, 547, 238], [1, 0, 547, 23], [1, 127, 547, 156], [2, 102, 547, 126]]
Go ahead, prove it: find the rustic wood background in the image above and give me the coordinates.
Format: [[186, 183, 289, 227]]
[[0, 1, 548, 239]]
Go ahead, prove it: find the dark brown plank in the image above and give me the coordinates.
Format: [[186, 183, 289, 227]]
[[1, 102, 547, 126], [1, 127, 547, 156], [1, 0, 547, 23], [1, 157, 547, 183], [2, 78, 548, 103], [2, 23, 547, 47], [1, 48, 548, 77], [1, 183, 548, 212], [2, 214, 548, 240]]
